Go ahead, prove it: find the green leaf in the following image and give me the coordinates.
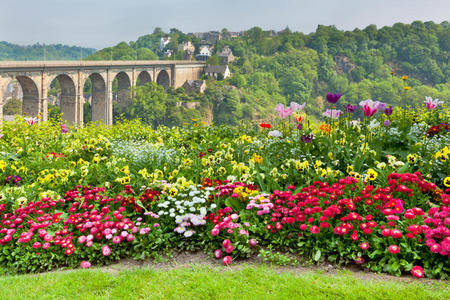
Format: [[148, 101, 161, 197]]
[[314, 250, 321, 262]]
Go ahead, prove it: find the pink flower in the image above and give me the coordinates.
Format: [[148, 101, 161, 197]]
[[411, 266, 424, 278], [80, 261, 91, 269], [360, 242, 370, 250], [424, 96, 443, 110], [322, 109, 342, 119], [275, 104, 293, 118], [42, 242, 50, 249], [101, 245, 111, 256], [32, 242, 41, 249], [388, 245, 400, 254], [25, 117, 38, 126], [222, 239, 231, 248], [112, 236, 122, 244], [61, 123, 68, 133], [214, 249, 223, 259], [86, 240, 93, 247], [78, 236, 87, 244], [355, 257, 365, 264], [290, 102, 306, 111], [249, 239, 258, 247], [239, 230, 249, 235], [225, 245, 234, 253], [359, 99, 380, 117], [211, 227, 220, 236], [222, 256, 232, 266], [126, 234, 135, 242]]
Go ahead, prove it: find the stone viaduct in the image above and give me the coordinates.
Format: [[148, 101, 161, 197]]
[[0, 60, 205, 125]]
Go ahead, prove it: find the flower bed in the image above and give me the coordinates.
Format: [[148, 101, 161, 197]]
[[0, 97, 448, 278]]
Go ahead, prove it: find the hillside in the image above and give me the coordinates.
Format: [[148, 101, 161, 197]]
[[85, 21, 450, 126], [0, 41, 96, 61]]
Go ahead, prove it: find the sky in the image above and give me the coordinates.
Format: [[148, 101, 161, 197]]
[[0, 0, 449, 49]]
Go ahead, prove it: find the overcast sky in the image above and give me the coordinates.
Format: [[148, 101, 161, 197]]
[[0, 0, 449, 49]]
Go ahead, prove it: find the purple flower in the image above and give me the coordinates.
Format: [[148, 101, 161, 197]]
[[322, 109, 342, 119], [61, 124, 68, 133], [377, 102, 387, 111], [384, 120, 391, 127], [345, 104, 358, 113], [384, 106, 393, 116], [326, 93, 342, 104], [300, 134, 313, 143], [296, 123, 303, 130]]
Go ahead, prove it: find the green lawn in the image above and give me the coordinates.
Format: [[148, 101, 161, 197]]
[[0, 265, 448, 300]]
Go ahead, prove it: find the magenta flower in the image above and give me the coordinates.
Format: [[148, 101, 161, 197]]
[[275, 103, 293, 118], [80, 261, 91, 269], [326, 93, 342, 104], [61, 124, 68, 133], [322, 109, 342, 119], [345, 104, 357, 113], [359, 99, 380, 117], [101, 245, 111, 256], [424, 97, 443, 110]]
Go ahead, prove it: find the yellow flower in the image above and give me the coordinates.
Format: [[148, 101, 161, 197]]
[[403, 86, 411, 91], [407, 154, 418, 164], [328, 152, 334, 160], [444, 177, 450, 187], [366, 169, 378, 181], [250, 153, 263, 164], [346, 165, 354, 174], [169, 187, 178, 197], [349, 171, 361, 181], [314, 160, 322, 170], [92, 155, 100, 164], [120, 166, 130, 174], [402, 75, 408, 80], [0, 160, 7, 171]]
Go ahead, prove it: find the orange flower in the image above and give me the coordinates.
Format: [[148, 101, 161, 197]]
[[319, 123, 332, 134]]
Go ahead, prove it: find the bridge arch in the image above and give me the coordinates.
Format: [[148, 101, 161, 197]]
[[84, 73, 106, 123], [48, 74, 77, 125], [137, 71, 152, 86], [16, 76, 40, 118], [113, 72, 131, 107], [156, 70, 170, 90]]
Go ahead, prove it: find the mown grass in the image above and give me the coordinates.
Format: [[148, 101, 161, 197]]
[[0, 265, 448, 300]]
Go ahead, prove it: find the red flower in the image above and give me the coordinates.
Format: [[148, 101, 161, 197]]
[[259, 123, 271, 129], [388, 245, 400, 254], [411, 266, 424, 278]]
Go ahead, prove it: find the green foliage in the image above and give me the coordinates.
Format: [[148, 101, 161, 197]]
[[0, 42, 95, 60], [125, 82, 167, 127], [2, 98, 21, 115]]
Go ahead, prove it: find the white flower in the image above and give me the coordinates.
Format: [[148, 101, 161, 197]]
[[184, 230, 194, 238], [268, 130, 282, 138], [189, 207, 196, 212], [210, 204, 217, 209], [199, 207, 207, 216], [175, 226, 186, 233]]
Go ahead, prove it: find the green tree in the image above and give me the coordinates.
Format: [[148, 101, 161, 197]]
[[3, 98, 21, 115], [125, 82, 167, 127]]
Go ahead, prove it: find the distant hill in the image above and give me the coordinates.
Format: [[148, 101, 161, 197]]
[[0, 41, 96, 61]]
